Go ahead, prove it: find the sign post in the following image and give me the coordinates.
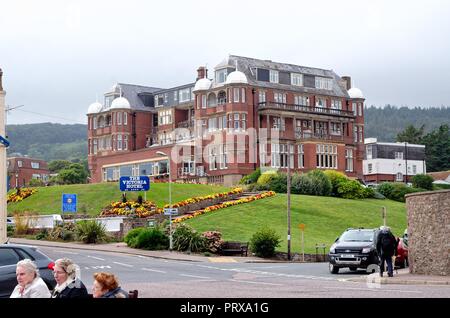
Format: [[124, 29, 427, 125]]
[[381, 207, 386, 226], [119, 176, 150, 192], [62, 194, 77, 214], [298, 223, 305, 262]]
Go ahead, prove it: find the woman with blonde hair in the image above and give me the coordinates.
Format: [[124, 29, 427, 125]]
[[10, 259, 51, 298], [92, 272, 128, 298], [51, 258, 88, 298]]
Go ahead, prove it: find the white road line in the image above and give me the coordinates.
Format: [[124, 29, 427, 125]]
[[255, 266, 286, 269], [324, 286, 422, 294], [180, 274, 211, 279], [53, 250, 79, 255], [228, 279, 283, 286], [141, 268, 167, 274], [87, 256, 105, 261], [113, 262, 133, 268]]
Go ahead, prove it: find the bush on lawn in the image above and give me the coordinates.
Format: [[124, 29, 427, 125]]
[[249, 227, 281, 258]]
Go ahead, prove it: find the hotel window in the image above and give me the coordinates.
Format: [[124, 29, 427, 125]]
[[413, 165, 417, 174], [274, 92, 286, 105], [219, 144, 228, 169], [93, 116, 97, 129], [174, 91, 178, 102], [272, 144, 293, 168], [354, 126, 358, 142], [316, 144, 337, 169], [179, 88, 191, 103], [233, 88, 240, 103], [358, 127, 363, 142], [202, 95, 207, 109], [123, 135, 128, 150], [31, 162, 40, 169], [234, 113, 240, 130], [315, 77, 333, 90], [358, 103, 363, 116], [241, 88, 246, 103], [291, 73, 303, 86], [132, 164, 139, 177], [209, 146, 218, 170], [159, 110, 172, 125], [345, 148, 353, 172], [208, 117, 217, 132], [17, 160, 23, 168], [294, 95, 308, 106], [368, 163, 373, 174], [315, 97, 326, 108], [164, 93, 168, 104], [123, 112, 127, 125], [260, 143, 267, 166], [352, 102, 357, 116], [272, 117, 285, 131], [117, 112, 122, 125], [366, 145, 373, 159], [259, 90, 266, 104], [298, 144, 304, 168], [93, 139, 98, 154], [241, 113, 247, 130], [271, 143, 280, 168], [117, 135, 122, 150], [331, 100, 342, 114], [396, 172, 403, 181], [216, 69, 227, 84], [270, 70, 279, 83], [395, 152, 403, 160], [330, 122, 341, 135]]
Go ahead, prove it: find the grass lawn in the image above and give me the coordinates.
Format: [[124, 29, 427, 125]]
[[185, 194, 407, 254], [7, 183, 231, 216]]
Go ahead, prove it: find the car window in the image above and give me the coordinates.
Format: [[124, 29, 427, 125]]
[[340, 231, 374, 242], [15, 248, 34, 260], [0, 248, 20, 266]]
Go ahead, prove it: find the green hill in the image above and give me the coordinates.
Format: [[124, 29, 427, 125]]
[[185, 193, 406, 254], [7, 183, 230, 216]]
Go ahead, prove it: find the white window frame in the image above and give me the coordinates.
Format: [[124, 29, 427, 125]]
[[233, 88, 240, 103], [174, 91, 178, 101], [358, 103, 362, 116], [345, 148, 353, 172], [117, 112, 122, 125], [395, 152, 404, 160], [271, 143, 280, 168], [269, 70, 279, 83], [31, 162, 39, 169], [241, 88, 246, 103], [315, 77, 332, 90], [123, 112, 127, 125], [179, 88, 191, 103], [291, 73, 303, 86], [260, 143, 267, 166], [117, 135, 122, 151], [123, 135, 128, 150], [216, 69, 227, 84], [366, 145, 373, 159], [316, 144, 337, 169], [368, 163, 373, 174], [202, 95, 207, 109], [298, 144, 304, 168], [396, 172, 403, 181], [259, 90, 266, 104]]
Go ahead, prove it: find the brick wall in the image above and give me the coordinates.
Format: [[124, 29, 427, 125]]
[[406, 189, 450, 276]]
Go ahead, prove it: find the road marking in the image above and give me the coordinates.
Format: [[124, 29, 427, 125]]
[[113, 262, 133, 268], [53, 250, 79, 255], [87, 256, 105, 261], [228, 279, 283, 286], [256, 266, 287, 269], [141, 268, 167, 274], [180, 274, 211, 279], [324, 286, 422, 294], [90, 265, 112, 269]]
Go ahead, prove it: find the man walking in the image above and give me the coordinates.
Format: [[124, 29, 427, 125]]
[[376, 226, 398, 277]]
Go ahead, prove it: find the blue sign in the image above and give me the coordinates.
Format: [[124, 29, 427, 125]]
[[120, 176, 150, 191], [0, 135, 10, 147], [62, 194, 77, 213]]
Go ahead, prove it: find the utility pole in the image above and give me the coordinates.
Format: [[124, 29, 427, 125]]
[[0, 68, 7, 243], [287, 152, 291, 261]]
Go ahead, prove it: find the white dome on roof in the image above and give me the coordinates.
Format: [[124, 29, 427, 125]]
[[87, 102, 102, 114], [110, 97, 131, 109], [225, 70, 248, 84], [193, 78, 212, 91], [348, 87, 364, 99]]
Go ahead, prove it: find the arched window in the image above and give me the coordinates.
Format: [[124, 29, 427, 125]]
[[207, 93, 217, 107], [98, 116, 105, 128], [396, 172, 403, 182], [217, 91, 227, 105]]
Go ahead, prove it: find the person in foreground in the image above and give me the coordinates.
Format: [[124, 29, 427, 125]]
[[376, 226, 398, 277], [92, 272, 128, 298], [10, 259, 51, 298], [51, 258, 89, 298]]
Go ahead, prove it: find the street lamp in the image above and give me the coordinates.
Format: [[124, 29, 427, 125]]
[[156, 151, 172, 250]]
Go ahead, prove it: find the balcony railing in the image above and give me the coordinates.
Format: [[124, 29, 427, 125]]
[[258, 102, 354, 117], [177, 119, 195, 129], [294, 129, 344, 141]]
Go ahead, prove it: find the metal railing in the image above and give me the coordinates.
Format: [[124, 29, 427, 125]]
[[258, 102, 354, 117]]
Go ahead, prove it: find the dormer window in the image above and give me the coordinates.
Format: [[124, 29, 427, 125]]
[[291, 73, 303, 86], [315, 77, 333, 90], [215, 69, 227, 84], [105, 94, 118, 108], [269, 70, 279, 83]]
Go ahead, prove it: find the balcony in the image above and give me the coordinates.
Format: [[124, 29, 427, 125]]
[[177, 119, 195, 129], [295, 129, 344, 141], [258, 102, 354, 118]]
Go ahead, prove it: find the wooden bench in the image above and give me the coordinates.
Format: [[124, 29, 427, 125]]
[[220, 241, 249, 256]]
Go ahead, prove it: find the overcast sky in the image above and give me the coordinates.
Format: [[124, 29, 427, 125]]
[[1, 0, 449, 125]]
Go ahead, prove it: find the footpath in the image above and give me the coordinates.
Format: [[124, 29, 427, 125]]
[[9, 238, 450, 286]]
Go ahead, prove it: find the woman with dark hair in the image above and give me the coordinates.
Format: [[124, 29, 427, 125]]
[[92, 272, 128, 298]]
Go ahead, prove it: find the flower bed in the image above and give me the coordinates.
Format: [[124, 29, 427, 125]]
[[173, 191, 276, 223], [100, 200, 158, 218], [7, 188, 37, 203]]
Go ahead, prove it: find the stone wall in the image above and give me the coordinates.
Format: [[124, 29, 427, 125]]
[[406, 189, 450, 276]]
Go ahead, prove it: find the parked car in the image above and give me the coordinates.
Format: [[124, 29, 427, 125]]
[[0, 244, 56, 298], [395, 229, 408, 268], [328, 228, 380, 274]]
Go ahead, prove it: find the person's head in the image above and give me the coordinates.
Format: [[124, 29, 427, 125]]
[[379, 226, 391, 232], [16, 259, 39, 287], [53, 258, 77, 285], [92, 272, 119, 298]]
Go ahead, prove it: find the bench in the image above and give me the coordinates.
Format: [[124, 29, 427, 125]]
[[128, 290, 139, 298], [220, 241, 249, 256]]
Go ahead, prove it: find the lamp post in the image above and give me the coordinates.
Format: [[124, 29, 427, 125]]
[[156, 151, 172, 250]]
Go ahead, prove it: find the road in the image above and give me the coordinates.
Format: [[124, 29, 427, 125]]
[[38, 246, 450, 298]]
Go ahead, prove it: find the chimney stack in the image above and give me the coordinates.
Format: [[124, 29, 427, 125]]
[[342, 76, 351, 90], [196, 66, 208, 81]]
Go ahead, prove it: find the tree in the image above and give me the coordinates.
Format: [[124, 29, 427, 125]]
[[396, 124, 425, 144], [57, 163, 88, 184], [48, 160, 72, 173], [422, 124, 450, 172]]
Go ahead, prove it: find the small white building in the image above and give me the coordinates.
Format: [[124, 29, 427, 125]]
[[363, 138, 426, 184]]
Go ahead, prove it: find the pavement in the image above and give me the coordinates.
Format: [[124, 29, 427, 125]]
[[9, 238, 450, 286]]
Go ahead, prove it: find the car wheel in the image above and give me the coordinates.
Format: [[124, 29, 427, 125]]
[[329, 263, 339, 274], [349, 267, 358, 271]]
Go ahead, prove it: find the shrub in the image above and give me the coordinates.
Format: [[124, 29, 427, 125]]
[[201, 231, 223, 253], [268, 172, 287, 193], [373, 191, 386, 199], [307, 170, 332, 196], [172, 223, 206, 253], [336, 179, 365, 199], [378, 182, 424, 202], [28, 178, 45, 187], [377, 182, 395, 198], [135, 227, 169, 250], [47, 222, 77, 241], [7, 225, 14, 237], [249, 227, 281, 258], [412, 174, 434, 191], [291, 173, 313, 195], [324, 170, 348, 196], [240, 168, 261, 185], [35, 229, 48, 240], [124, 227, 146, 248], [75, 220, 108, 244], [256, 171, 277, 190]]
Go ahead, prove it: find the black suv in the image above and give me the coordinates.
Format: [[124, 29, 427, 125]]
[[0, 244, 56, 298], [328, 228, 379, 274]]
